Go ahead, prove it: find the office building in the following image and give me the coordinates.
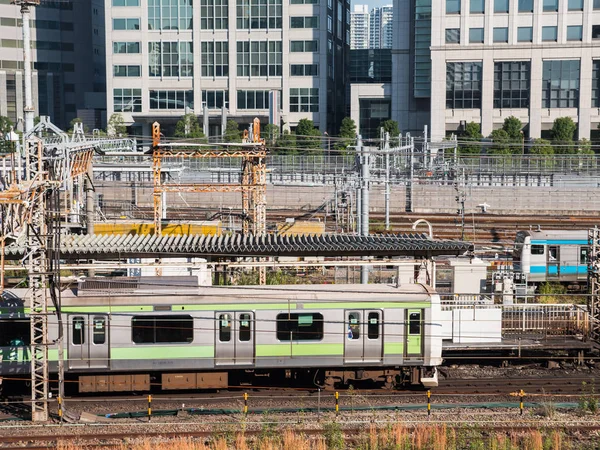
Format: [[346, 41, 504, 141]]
[[0, 0, 106, 131], [105, 0, 350, 136], [429, 0, 600, 141], [351, 5, 369, 49]]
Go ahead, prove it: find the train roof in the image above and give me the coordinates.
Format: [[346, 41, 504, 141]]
[[4, 283, 436, 308], [518, 229, 588, 241]]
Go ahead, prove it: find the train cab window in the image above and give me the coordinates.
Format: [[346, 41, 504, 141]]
[[348, 312, 360, 340], [219, 314, 231, 342], [367, 312, 380, 339], [276, 313, 323, 341], [580, 248, 589, 264], [93, 317, 106, 345], [409, 312, 421, 334], [132, 315, 193, 344], [531, 245, 544, 255], [72, 317, 85, 345], [239, 314, 251, 342]]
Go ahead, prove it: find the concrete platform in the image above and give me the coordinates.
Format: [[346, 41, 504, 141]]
[[443, 336, 594, 352]]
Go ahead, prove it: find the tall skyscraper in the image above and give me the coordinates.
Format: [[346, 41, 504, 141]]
[[105, 0, 350, 136], [350, 5, 369, 50], [369, 5, 393, 49], [0, 0, 106, 131]]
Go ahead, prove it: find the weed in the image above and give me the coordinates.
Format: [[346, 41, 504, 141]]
[[579, 381, 598, 414], [322, 420, 344, 450]]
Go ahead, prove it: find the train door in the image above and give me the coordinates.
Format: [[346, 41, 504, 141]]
[[344, 310, 383, 364], [67, 315, 110, 370], [547, 246, 560, 279], [405, 310, 423, 357], [215, 312, 255, 366]]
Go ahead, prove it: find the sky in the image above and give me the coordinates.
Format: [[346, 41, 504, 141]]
[[352, 0, 393, 11]]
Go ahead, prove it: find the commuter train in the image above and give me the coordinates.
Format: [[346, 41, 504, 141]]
[[513, 229, 588, 286], [0, 283, 442, 393]]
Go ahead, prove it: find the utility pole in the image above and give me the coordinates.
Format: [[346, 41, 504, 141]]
[[384, 132, 390, 231], [12, 0, 39, 133], [358, 134, 369, 284]]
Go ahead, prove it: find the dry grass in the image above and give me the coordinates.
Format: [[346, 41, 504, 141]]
[[54, 423, 570, 450]]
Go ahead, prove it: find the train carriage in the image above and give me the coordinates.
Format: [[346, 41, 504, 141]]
[[0, 283, 442, 392]]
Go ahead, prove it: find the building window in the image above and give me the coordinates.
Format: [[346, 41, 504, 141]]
[[113, 42, 140, 53], [470, 0, 484, 13], [236, 41, 282, 77], [113, 0, 139, 5], [493, 27, 508, 42], [237, 0, 282, 29], [132, 315, 193, 344], [593, 25, 600, 39], [148, 41, 193, 77], [290, 88, 319, 112], [149, 90, 194, 109], [148, 0, 192, 30], [290, 40, 318, 52], [200, 0, 228, 29], [517, 26, 533, 42], [518, 0, 533, 11], [596, 0, 600, 8], [494, 61, 530, 108], [568, 0, 584, 9], [541, 26, 557, 41], [276, 313, 324, 341], [469, 28, 484, 43], [202, 90, 229, 109], [358, 98, 391, 139], [113, 65, 141, 77], [201, 41, 229, 77], [237, 90, 271, 109], [446, 0, 460, 13], [291, 0, 318, 3], [349, 49, 392, 83], [543, 0, 558, 11], [290, 64, 319, 76], [113, 18, 139, 30], [567, 25, 582, 41], [446, 28, 460, 43], [446, 62, 482, 109], [542, 60, 580, 108], [113, 88, 141, 112], [593, 60, 600, 107], [494, 0, 509, 12], [327, 15, 332, 32], [290, 15, 319, 28]]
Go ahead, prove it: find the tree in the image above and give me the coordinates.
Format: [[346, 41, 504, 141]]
[[174, 113, 205, 139], [277, 130, 298, 154], [487, 129, 511, 155], [528, 138, 555, 169], [295, 118, 321, 153], [335, 117, 356, 153], [0, 116, 14, 153], [551, 117, 577, 154], [68, 117, 89, 134], [223, 120, 241, 143], [458, 122, 482, 155], [380, 119, 400, 146], [577, 138, 594, 155], [263, 123, 279, 147], [502, 116, 523, 140], [107, 113, 127, 136]]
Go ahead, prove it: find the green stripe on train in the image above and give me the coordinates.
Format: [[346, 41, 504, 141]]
[[111, 346, 214, 360], [255, 343, 344, 357], [383, 342, 404, 355]]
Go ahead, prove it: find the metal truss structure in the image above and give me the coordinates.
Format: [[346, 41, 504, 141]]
[[588, 227, 600, 340], [151, 119, 267, 237]]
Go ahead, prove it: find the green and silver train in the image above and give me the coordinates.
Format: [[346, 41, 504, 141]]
[[0, 283, 442, 392]]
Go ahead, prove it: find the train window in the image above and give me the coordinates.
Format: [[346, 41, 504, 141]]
[[219, 314, 231, 342], [132, 315, 193, 344], [239, 314, 251, 342], [367, 312, 379, 340], [348, 312, 360, 339], [531, 245, 544, 255], [580, 248, 588, 264], [276, 313, 324, 341], [409, 312, 421, 335], [93, 317, 106, 345], [72, 317, 85, 345]]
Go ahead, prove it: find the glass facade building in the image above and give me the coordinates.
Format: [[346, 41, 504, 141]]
[[349, 49, 392, 83]]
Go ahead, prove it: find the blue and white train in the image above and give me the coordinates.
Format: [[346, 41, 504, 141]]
[[513, 229, 588, 285]]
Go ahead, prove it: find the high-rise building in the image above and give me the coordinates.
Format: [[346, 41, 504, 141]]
[[0, 1, 106, 131], [350, 5, 369, 50], [105, 0, 350, 137], [429, 0, 600, 141], [369, 5, 393, 49]]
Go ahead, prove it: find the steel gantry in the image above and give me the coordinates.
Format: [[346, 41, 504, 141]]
[[588, 227, 600, 340], [151, 119, 267, 237]]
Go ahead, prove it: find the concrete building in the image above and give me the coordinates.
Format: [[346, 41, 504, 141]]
[[369, 5, 393, 49], [0, 0, 106, 131], [105, 0, 350, 136], [429, 0, 600, 141], [350, 5, 369, 49]]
